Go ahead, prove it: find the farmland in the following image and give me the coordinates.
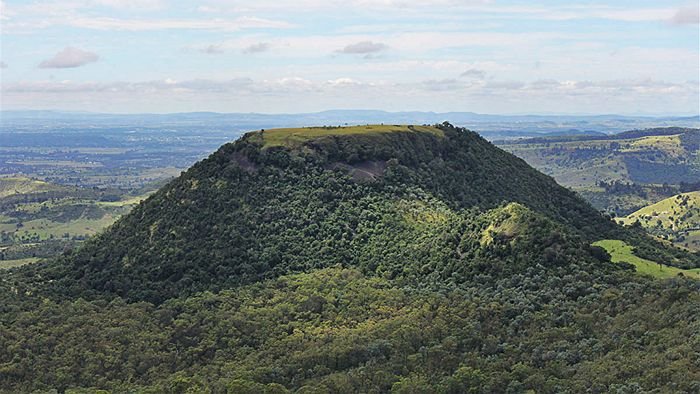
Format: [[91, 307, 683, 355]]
[[497, 128, 700, 215], [593, 239, 700, 279]]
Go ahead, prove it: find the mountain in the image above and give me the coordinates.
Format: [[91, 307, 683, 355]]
[[22, 124, 612, 304], [1, 123, 699, 393]]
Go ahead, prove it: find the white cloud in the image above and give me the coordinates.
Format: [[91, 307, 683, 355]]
[[38, 47, 99, 68], [3, 1, 689, 34], [63, 16, 296, 31], [326, 77, 362, 87], [483, 80, 525, 90], [200, 45, 224, 54], [460, 68, 486, 79], [92, 0, 164, 10], [670, 5, 700, 25], [585, 8, 677, 22], [5, 76, 694, 98], [2, 0, 696, 114], [208, 31, 557, 61], [421, 78, 463, 91], [529, 79, 560, 89], [193, 0, 491, 14], [242, 42, 271, 54], [3, 77, 697, 114], [0, 0, 12, 20], [336, 41, 389, 55], [190, 1, 680, 23]]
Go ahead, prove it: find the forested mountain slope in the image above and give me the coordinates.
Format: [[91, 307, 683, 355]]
[[16, 123, 614, 303], [1, 123, 698, 393]]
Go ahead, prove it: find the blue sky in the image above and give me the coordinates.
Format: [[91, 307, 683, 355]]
[[0, 0, 698, 114]]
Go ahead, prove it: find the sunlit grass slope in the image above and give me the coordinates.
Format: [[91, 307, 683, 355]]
[[593, 239, 700, 279], [621, 191, 700, 231], [619, 191, 700, 250], [0, 177, 69, 198], [257, 125, 444, 148]]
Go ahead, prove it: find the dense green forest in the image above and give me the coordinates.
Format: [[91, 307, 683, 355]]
[[1, 123, 698, 393]]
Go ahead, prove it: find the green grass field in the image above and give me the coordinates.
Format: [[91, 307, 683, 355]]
[[0, 257, 40, 269], [258, 125, 444, 148], [0, 177, 70, 198], [3, 215, 120, 240], [97, 194, 150, 207], [593, 239, 700, 279], [625, 134, 685, 156]]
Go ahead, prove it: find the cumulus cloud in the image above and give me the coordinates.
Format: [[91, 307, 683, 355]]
[[670, 5, 700, 25], [38, 47, 99, 69], [3, 77, 698, 114], [6, 14, 296, 32], [0, 0, 10, 21], [484, 80, 525, 90], [529, 79, 560, 89], [336, 41, 388, 55], [326, 77, 362, 87], [93, 0, 164, 11], [6, 77, 694, 98], [69, 16, 295, 31], [200, 44, 224, 54], [421, 78, 464, 91], [460, 68, 486, 79], [242, 42, 271, 54]]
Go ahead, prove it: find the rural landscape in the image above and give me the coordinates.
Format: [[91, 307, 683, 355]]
[[497, 127, 700, 250], [2, 0, 699, 392]]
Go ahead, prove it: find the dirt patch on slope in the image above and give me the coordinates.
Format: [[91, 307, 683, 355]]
[[231, 151, 259, 173], [328, 160, 388, 182]]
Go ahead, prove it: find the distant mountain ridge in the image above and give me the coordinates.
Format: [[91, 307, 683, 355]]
[[500, 127, 700, 145]]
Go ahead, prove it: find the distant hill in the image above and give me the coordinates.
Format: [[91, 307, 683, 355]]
[[0, 177, 70, 198], [497, 127, 700, 217], [498, 127, 700, 188], [497, 127, 698, 145], [621, 191, 700, 250]]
